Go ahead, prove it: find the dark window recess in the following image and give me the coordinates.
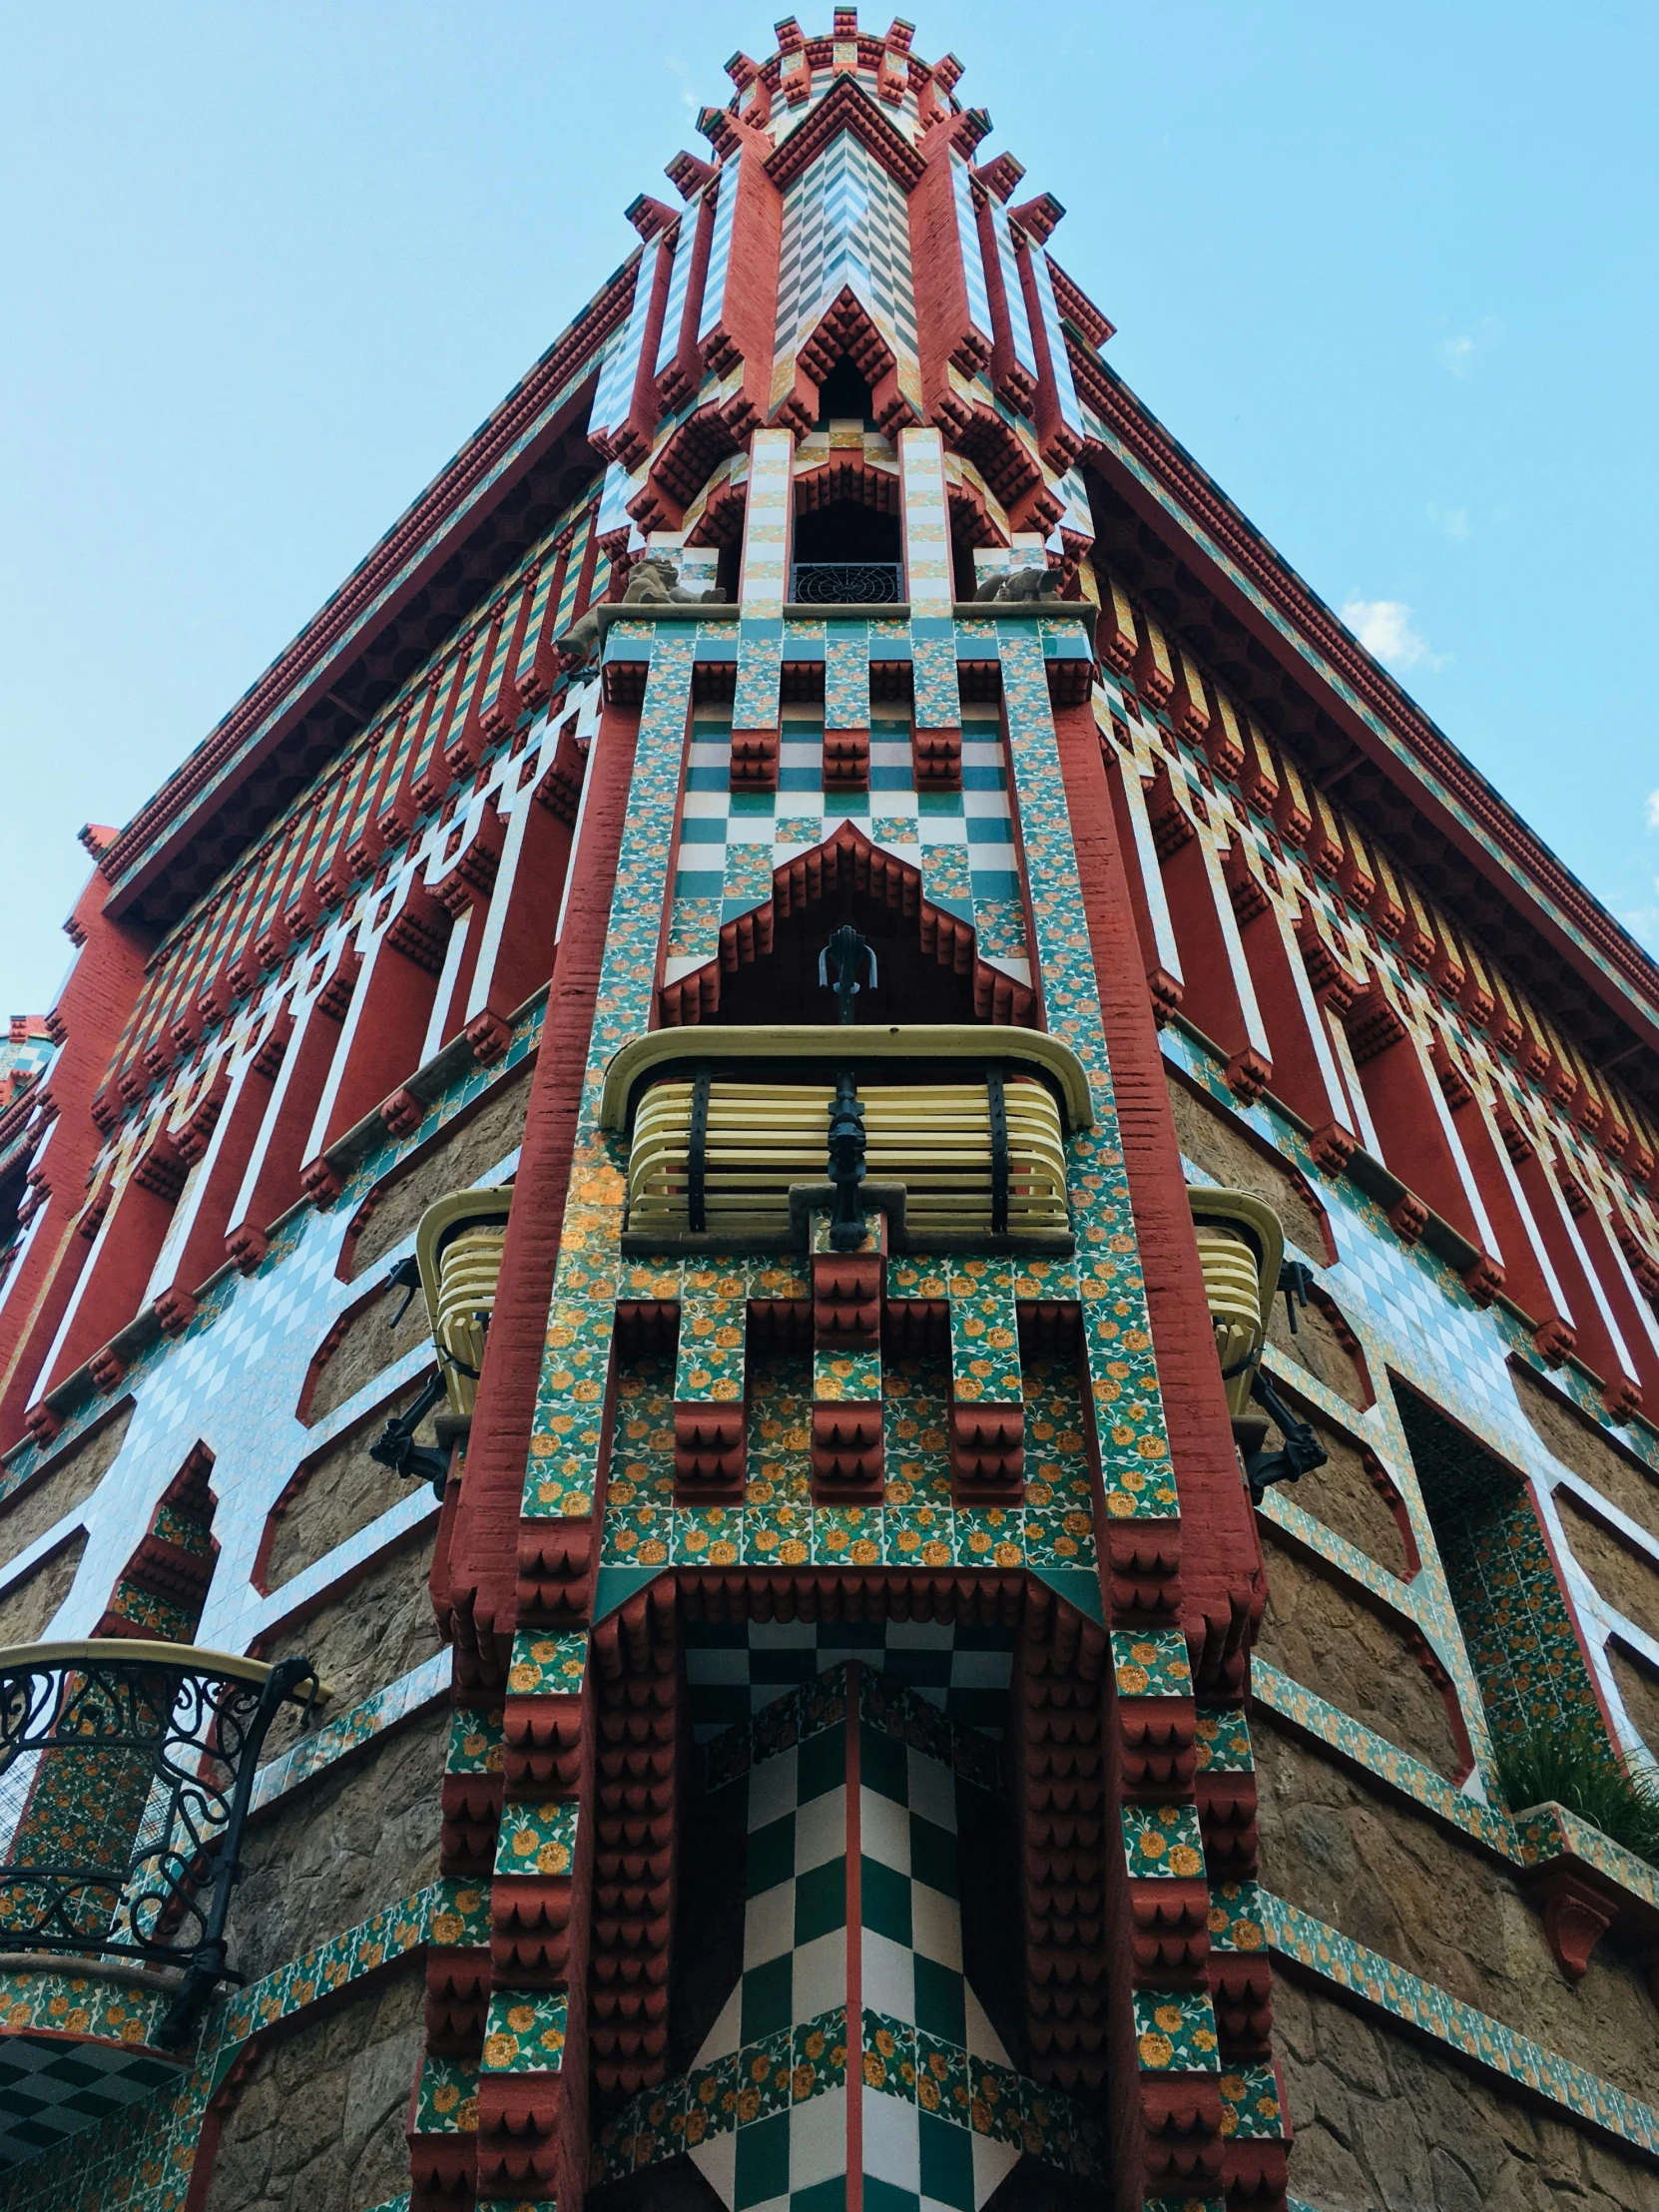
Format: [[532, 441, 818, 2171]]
[[793, 503, 901, 565], [791, 499, 903, 606], [0, 1163, 25, 1272], [815, 354, 875, 426], [712, 879, 980, 1028]]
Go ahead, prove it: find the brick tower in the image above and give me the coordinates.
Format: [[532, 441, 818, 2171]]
[[0, 18, 1655, 2212]]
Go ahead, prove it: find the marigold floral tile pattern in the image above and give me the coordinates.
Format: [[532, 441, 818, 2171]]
[[4, 503, 1659, 2212]]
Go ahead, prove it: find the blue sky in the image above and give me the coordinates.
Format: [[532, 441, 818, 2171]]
[[2, 2, 1655, 1012]]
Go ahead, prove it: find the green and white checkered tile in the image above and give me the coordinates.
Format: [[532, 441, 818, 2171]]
[[0, 2037, 184, 2166], [667, 702, 1028, 993], [684, 1617, 1015, 1745], [667, 1666, 1103, 2211]]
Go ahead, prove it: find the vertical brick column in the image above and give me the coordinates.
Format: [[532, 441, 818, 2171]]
[[0, 838, 154, 1445], [587, 1584, 681, 2098], [1196, 1707, 1292, 2205], [440, 693, 643, 1694], [478, 628, 696, 2206], [674, 1279, 748, 1502], [898, 425, 955, 616], [409, 1704, 504, 2210], [823, 618, 871, 790], [999, 636, 1242, 2204], [474, 1617, 586, 2199], [946, 1260, 1024, 1501], [1017, 1589, 1112, 2093], [1044, 687, 1266, 1696], [810, 1219, 885, 1502], [730, 427, 794, 790], [899, 427, 962, 790], [1108, 1631, 1226, 2205]]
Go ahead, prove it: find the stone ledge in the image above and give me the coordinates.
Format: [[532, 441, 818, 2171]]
[[1265, 1889, 1659, 2160], [1257, 1668, 1659, 1997]]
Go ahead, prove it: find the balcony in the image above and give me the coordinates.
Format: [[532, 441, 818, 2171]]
[[788, 561, 903, 606], [1187, 1187, 1328, 1505], [0, 1639, 315, 2144], [603, 1023, 1092, 1255]]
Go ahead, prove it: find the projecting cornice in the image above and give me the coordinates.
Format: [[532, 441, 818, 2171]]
[[1067, 337, 1659, 1064], [97, 255, 641, 922]]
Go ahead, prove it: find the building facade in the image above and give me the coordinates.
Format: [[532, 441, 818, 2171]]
[[0, 16, 1656, 2212]]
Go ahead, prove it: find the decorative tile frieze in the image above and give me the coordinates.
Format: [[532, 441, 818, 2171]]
[[504, 1631, 588, 1700], [600, 1346, 1100, 1609], [1264, 1890, 1659, 2156], [412, 2053, 479, 2134], [493, 1798, 579, 1880], [445, 1702, 506, 1776], [1206, 1881, 1270, 1955], [1251, 1661, 1518, 1858], [250, 1650, 452, 1814], [1218, 2061, 1288, 2141], [1194, 1709, 1254, 1774]]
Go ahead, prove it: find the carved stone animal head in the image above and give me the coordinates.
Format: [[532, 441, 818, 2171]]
[[973, 563, 1060, 603], [998, 563, 1060, 601], [622, 557, 682, 602], [557, 607, 602, 666]]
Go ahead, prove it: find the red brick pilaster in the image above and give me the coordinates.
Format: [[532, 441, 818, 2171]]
[[0, 836, 155, 1446], [1050, 696, 1268, 1688], [437, 700, 642, 1697]]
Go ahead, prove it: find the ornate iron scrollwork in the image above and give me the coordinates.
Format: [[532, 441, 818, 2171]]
[[0, 1641, 315, 2042], [789, 562, 903, 605]]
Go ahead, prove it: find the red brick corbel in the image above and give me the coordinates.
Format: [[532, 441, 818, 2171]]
[[1531, 1864, 1619, 1981]]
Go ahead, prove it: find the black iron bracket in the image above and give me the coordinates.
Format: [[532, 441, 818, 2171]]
[[1242, 1364, 1329, 1506], [1278, 1258, 1317, 1335], [987, 1065, 1009, 1237], [827, 1068, 868, 1252], [687, 1065, 712, 1236], [819, 922, 878, 1024], [384, 1254, 424, 1330], [368, 1367, 450, 1497]]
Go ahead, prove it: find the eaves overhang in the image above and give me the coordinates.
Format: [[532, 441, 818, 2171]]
[[1068, 337, 1659, 1067], [97, 250, 643, 926]]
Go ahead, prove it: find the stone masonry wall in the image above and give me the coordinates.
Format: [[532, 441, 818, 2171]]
[[1277, 1972, 1656, 2212]]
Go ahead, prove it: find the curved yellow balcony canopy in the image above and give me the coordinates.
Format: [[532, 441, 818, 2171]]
[[599, 1024, 1094, 1134]]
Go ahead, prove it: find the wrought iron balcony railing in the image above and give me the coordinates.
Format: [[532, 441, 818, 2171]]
[[0, 1641, 315, 2043], [789, 561, 903, 605]]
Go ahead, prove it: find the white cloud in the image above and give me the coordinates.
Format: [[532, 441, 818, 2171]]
[[1434, 315, 1504, 379], [1428, 502, 1471, 541], [664, 54, 700, 116], [1341, 596, 1446, 675]]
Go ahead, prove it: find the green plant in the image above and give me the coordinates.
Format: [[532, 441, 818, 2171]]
[[1492, 1714, 1659, 1868]]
